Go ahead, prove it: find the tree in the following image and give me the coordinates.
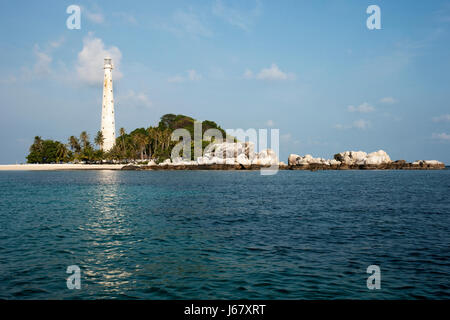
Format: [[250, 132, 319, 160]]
[[133, 133, 147, 160], [27, 139, 70, 163], [119, 127, 126, 155], [94, 131, 104, 150], [56, 143, 70, 162], [68, 136, 81, 153], [79, 131, 90, 151]]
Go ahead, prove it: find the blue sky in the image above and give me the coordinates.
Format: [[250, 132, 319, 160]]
[[0, 0, 449, 164]]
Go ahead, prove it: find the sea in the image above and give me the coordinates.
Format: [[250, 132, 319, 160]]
[[0, 170, 449, 299]]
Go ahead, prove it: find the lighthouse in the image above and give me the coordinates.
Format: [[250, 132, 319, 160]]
[[101, 57, 116, 151]]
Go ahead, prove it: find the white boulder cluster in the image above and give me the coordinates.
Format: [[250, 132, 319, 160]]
[[412, 160, 444, 166], [123, 147, 444, 170], [288, 154, 341, 166], [334, 150, 392, 166], [289, 150, 392, 166], [158, 142, 279, 167], [288, 150, 445, 169]]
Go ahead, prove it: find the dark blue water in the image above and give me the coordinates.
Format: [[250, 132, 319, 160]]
[[0, 170, 449, 299]]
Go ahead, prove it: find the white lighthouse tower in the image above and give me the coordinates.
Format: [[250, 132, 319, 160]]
[[101, 57, 116, 151]]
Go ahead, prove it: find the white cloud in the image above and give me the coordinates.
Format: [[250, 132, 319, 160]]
[[243, 69, 253, 79], [244, 64, 295, 81], [347, 102, 375, 113], [83, 7, 105, 24], [33, 45, 52, 75], [164, 9, 212, 38], [432, 114, 450, 122], [432, 133, 450, 141], [187, 69, 202, 81], [380, 97, 397, 104], [168, 69, 202, 83], [266, 120, 274, 127], [212, 0, 262, 32], [49, 37, 65, 49], [334, 119, 370, 130], [353, 119, 370, 129], [76, 34, 122, 86], [167, 75, 185, 83], [119, 90, 152, 108], [112, 12, 137, 25], [281, 133, 292, 141]]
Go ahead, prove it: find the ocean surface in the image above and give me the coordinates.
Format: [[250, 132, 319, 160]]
[[0, 170, 449, 299]]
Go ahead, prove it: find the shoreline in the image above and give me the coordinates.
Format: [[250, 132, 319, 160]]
[[0, 163, 446, 171], [0, 164, 125, 171]]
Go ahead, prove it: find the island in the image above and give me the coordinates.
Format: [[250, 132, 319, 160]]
[[0, 114, 445, 171]]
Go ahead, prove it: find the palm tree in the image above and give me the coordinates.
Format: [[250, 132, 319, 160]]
[[119, 127, 126, 151], [56, 143, 69, 162], [68, 136, 81, 153], [79, 131, 90, 150], [164, 128, 171, 151], [133, 133, 147, 160], [147, 127, 157, 158], [31, 136, 43, 152], [94, 131, 104, 150]]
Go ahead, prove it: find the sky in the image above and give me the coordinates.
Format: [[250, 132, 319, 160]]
[[0, 0, 449, 164]]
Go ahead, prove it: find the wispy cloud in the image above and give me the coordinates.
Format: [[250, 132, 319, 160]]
[[32, 45, 52, 76], [334, 119, 370, 130], [5, 37, 68, 82], [432, 132, 450, 141], [244, 64, 295, 81], [212, 0, 262, 32], [380, 97, 397, 104], [436, 3, 450, 23], [168, 69, 202, 83], [82, 7, 105, 24], [112, 12, 138, 25], [162, 9, 212, 38], [432, 114, 450, 123], [49, 37, 65, 49], [347, 102, 375, 113], [119, 90, 152, 108]]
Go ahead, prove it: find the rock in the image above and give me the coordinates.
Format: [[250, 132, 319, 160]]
[[121, 165, 141, 170], [205, 142, 255, 159], [411, 160, 445, 169], [329, 159, 341, 166], [288, 154, 300, 166], [334, 151, 367, 165], [236, 154, 251, 166], [254, 149, 279, 166], [288, 154, 328, 166], [424, 160, 444, 166], [364, 150, 391, 165], [159, 159, 172, 166]]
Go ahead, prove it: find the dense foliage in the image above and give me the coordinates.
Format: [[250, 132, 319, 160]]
[[26, 114, 226, 163]]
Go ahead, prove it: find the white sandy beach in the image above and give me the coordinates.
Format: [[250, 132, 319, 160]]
[[0, 164, 125, 171]]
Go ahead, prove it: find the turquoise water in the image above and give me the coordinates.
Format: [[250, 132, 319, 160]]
[[0, 170, 449, 299]]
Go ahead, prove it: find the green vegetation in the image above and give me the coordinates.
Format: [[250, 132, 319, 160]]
[[26, 114, 227, 164]]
